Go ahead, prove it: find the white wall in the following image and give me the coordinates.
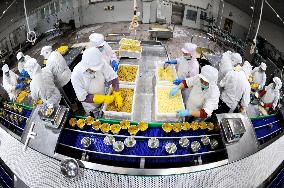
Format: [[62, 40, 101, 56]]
[[182, 5, 201, 29], [157, 2, 172, 23], [220, 2, 250, 39], [82, 0, 142, 25], [172, 0, 220, 17], [179, 0, 220, 29]]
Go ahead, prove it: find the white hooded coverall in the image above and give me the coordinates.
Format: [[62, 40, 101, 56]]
[[176, 43, 199, 80], [219, 69, 251, 112], [218, 51, 233, 82], [2, 67, 18, 101], [184, 65, 220, 117], [71, 47, 118, 114], [45, 50, 71, 87], [24, 58, 61, 106], [260, 77, 282, 109], [252, 67, 266, 89]]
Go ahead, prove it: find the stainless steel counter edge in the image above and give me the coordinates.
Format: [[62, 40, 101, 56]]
[[0, 127, 284, 187], [53, 153, 228, 176]]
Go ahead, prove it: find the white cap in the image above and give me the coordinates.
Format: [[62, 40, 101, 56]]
[[16, 52, 24, 61], [273, 77, 282, 90], [231, 53, 242, 67], [2, 64, 9, 73], [260, 62, 267, 71], [24, 58, 40, 78], [40, 46, 52, 59], [199, 65, 218, 85], [89, 33, 106, 48], [81, 47, 104, 72], [181, 43, 197, 56]]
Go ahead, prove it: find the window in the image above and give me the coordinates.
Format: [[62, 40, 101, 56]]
[[186, 9, 197, 21], [200, 11, 207, 20]]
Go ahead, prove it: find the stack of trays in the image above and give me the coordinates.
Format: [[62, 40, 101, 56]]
[[119, 38, 142, 59]]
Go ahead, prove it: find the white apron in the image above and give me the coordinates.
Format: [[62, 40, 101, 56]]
[[81, 72, 106, 114], [186, 81, 209, 112]]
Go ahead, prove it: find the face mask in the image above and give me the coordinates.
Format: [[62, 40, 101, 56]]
[[201, 83, 209, 90], [184, 56, 192, 60], [98, 47, 104, 52]]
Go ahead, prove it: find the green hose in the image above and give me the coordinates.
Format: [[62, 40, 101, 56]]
[[250, 114, 276, 120], [7, 102, 33, 110], [73, 115, 164, 127]]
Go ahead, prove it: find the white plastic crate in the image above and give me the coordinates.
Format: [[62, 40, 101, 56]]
[[155, 85, 185, 122], [117, 64, 139, 85], [155, 63, 177, 86], [119, 48, 142, 59], [119, 38, 141, 46], [102, 84, 136, 120]]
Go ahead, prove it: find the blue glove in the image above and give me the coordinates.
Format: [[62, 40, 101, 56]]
[[176, 109, 190, 117], [165, 59, 177, 65], [111, 60, 119, 72], [21, 69, 30, 78], [18, 76, 25, 81], [173, 78, 182, 85], [15, 83, 26, 90], [169, 86, 179, 97]]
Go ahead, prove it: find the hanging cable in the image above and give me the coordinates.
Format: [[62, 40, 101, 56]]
[[23, 0, 37, 44], [250, 0, 264, 54], [254, 0, 264, 42], [0, 0, 17, 20]]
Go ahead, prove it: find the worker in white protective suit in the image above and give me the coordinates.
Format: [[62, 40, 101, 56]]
[[89, 33, 119, 72], [71, 47, 123, 114], [40, 46, 72, 88], [231, 53, 242, 68], [216, 60, 251, 113], [16, 52, 31, 78], [251, 62, 267, 90], [242, 61, 253, 82], [169, 65, 220, 119], [2, 64, 18, 101], [218, 51, 233, 82], [164, 43, 199, 85], [24, 58, 61, 107], [256, 77, 282, 110]]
